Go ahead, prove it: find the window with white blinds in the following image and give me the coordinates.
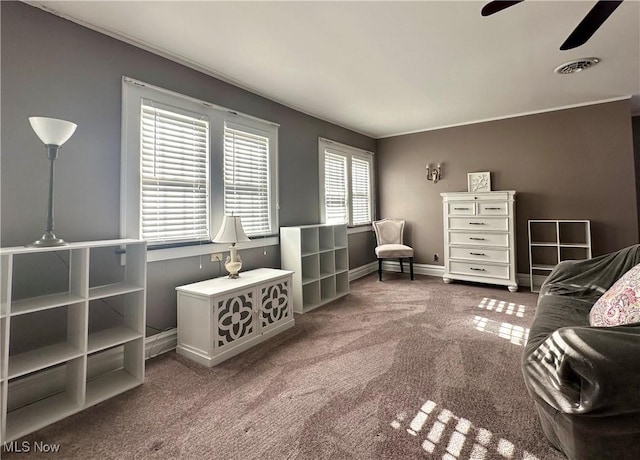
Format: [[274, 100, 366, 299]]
[[324, 152, 348, 224], [319, 139, 374, 227], [223, 125, 271, 235], [351, 155, 372, 225], [122, 77, 279, 258], [140, 103, 209, 245]]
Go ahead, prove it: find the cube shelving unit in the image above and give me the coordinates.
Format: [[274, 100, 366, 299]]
[[280, 224, 349, 313], [528, 220, 591, 292], [0, 239, 146, 442]]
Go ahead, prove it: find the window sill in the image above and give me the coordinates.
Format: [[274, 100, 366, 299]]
[[348, 225, 373, 234], [147, 236, 279, 262]]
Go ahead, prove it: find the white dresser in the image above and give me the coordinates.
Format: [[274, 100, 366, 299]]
[[441, 191, 517, 292]]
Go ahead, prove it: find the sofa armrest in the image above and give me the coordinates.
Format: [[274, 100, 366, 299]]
[[523, 324, 640, 416], [540, 245, 640, 298]]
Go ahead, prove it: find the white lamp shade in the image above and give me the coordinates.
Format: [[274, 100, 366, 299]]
[[29, 117, 77, 146], [213, 215, 250, 244]]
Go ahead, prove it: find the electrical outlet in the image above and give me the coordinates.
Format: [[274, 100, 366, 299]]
[[433, 253, 439, 261], [211, 253, 223, 262]]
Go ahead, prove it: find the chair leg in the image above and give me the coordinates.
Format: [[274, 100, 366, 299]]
[[399, 258, 404, 273], [378, 258, 383, 281], [410, 257, 414, 280]]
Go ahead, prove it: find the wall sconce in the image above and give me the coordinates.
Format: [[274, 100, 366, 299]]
[[426, 163, 442, 183]]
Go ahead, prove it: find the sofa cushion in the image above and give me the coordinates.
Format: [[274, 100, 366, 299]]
[[589, 263, 640, 327]]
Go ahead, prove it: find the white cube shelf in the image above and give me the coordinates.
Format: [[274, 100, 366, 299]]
[[280, 224, 349, 313], [528, 220, 592, 292], [0, 239, 146, 443]]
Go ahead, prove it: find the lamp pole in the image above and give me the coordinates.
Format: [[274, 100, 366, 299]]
[[27, 117, 77, 247]]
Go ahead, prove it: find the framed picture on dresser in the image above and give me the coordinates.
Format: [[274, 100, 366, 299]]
[[467, 171, 491, 192]]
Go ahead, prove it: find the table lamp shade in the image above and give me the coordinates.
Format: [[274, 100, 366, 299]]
[[29, 117, 77, 146], [213, 215, 250, 244]]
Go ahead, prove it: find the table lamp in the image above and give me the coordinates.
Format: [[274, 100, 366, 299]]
[[213, 215, 250, 278]]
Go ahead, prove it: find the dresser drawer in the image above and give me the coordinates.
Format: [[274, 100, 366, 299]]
[[449, 247, 509, 263], [449, 217, 509, 231], [448, 202, 476, 216], [449, 231, 509, 247], [444, 192, 510, 202], [449, 261, 510, 280], [478, 202, 509, 216]]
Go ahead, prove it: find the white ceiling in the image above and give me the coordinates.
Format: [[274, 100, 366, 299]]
[[30, 0, 640, 138]]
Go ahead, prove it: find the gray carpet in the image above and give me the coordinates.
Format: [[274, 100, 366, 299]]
[[5, 273, 565, 459]]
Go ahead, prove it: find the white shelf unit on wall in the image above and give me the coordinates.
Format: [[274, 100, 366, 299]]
[[0, 239, 146, 443], [280, 224, 349, 313], [528, 220, 592, 292]]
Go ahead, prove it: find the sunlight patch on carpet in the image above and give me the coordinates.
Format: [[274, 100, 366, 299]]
[[473, 316, 530, 346], [391, 400, 540, 459], [477, 298, 526, 317]]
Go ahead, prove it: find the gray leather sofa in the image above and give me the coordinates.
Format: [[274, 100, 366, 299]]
[[522, 244, 640, 460]]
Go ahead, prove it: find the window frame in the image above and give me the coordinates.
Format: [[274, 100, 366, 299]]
[[121, 77, 279, 261], [318, 138, 375, 227]]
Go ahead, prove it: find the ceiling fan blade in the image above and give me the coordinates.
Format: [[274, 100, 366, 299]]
[[481, 1, 524, 17], [560, 0, 623, 50]]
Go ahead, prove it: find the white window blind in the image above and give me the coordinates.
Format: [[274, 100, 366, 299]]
[[319, 138, 375, 227], [351, 156, 372, 225], [223, 125, 271, 235], [324, 151, 349, 224], [140, 102, 210, 245]]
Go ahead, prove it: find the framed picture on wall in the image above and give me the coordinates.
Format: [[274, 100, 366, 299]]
[[467, 172, 491, 192]]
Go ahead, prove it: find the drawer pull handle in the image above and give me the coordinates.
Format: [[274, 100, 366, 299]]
[[454, 207, 470, 210], [469, 222, 485, 225], [470, 267, 486, 271], [470, 252, 486, 256], [469, 237, 486, 241], [485, 207, 502, 210]]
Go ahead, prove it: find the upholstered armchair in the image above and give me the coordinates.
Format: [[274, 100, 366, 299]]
[[372, 219, 414, 281]]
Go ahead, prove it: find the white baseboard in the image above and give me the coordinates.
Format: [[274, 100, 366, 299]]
[[518, 273, 548, 290], [348, 262, 378, 281], [352, 260, 536, 290], [145, 328, 178, 359], [381, 260, 445, 277]]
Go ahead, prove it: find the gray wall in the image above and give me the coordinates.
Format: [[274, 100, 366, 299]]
[[633, 116, 640, 231], [377, 100, 638, 274], [0, 2, 377, 336]]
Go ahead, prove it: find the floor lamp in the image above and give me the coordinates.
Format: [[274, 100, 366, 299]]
[[28, 116, 77, 247]]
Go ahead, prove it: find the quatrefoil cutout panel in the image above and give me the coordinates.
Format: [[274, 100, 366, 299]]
[[261, 281, 289, 327], [217, 292, 254, 347]]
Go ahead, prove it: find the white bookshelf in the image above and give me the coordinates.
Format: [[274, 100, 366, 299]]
[[528, 220, 592, 292], [0, 239, 146, 442], [280, 224, 349, 313]]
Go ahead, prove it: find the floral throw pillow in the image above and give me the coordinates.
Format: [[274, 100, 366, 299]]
[[589, 263, 640, 327]]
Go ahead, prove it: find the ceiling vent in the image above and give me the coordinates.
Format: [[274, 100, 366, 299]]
[[554, 58, 600, 74]]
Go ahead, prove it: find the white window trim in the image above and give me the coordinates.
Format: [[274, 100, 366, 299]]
[[146, 236, 279, 262], [347, 225, 373, 235], [121, 77, 279, 261], [318, 138, 375, 227]]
